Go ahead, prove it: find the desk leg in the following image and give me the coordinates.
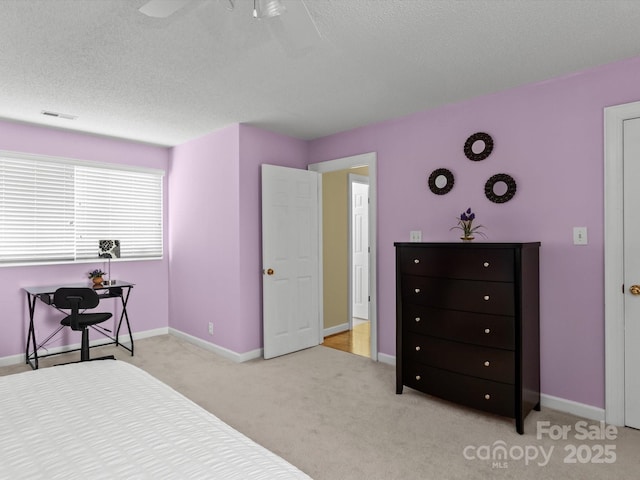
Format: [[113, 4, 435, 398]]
[[115, 287, 134, 356], [25, 293, 39, 369]]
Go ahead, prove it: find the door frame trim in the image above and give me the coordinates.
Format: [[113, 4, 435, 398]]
[[309, 152, 378, 361], [604, 100, 640, 425]]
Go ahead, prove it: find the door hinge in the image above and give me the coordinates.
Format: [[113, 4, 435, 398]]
[[622, 283, 625, 294]]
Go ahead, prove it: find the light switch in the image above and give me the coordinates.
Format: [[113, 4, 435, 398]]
[[573, 227, 588, 245], [410, 230, 422, 242]]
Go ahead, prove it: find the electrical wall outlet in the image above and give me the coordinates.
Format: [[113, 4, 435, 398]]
[[410, 230, 422, 242], [208, 322, 213, 335]]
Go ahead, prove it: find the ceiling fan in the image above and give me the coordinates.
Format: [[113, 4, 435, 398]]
[[140, 0, 285, 19], [138, 0, 320, 55], [139, 0, 316, 25]]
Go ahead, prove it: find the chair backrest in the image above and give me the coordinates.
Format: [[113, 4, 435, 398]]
[[54, 287, 100, 310]]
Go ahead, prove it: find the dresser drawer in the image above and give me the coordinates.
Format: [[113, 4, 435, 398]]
[[405, 333, 514, 383], [402, 276, 514, 315], [399, 247, 514, 281], [404, 364, 515, 417], [403, 304, 515, 349]]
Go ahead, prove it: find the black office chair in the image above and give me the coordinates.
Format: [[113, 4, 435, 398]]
[[54, 287, 114, 362]]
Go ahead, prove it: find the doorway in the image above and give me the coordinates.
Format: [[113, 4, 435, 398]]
[[604, 100, 640, 427], [308, 153, 378, 361]]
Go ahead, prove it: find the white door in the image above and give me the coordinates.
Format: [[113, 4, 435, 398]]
[[262, 164, 320, 359], [351, 176, 369, 320], [623, 117, 640, 428]]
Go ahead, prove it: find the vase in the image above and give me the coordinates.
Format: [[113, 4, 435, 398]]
[[92, 276, 103, 285], [461, 236, 474, 242]]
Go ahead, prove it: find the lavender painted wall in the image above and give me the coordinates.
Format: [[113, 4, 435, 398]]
[[169, 125, 242, 350], [168, 124, 306, 353], [307, 56, 640, 409], [0, 120, 170, 359]]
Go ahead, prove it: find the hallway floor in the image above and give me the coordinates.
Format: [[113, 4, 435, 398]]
[[322, 319, 370, 358]]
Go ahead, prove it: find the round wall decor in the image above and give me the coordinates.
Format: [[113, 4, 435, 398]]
[[464, 132, 494, 161], [485, 173, 516, 203], [428, 168, 454, 195]]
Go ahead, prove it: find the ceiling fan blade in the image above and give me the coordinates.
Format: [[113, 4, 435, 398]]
[[138, 0, 192, 18], [267, 0, 322, 57]]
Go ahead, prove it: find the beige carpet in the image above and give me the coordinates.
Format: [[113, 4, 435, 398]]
[[2, 335, 640, 479]]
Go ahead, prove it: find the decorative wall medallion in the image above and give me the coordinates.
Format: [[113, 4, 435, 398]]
[[485, 173, 517, 203], [464, 132, 494, 161], [428, 168, 454, 195]]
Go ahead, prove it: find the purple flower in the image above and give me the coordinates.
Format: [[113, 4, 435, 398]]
[[460, 208, 475, 222], [451, 207, 487, 239]]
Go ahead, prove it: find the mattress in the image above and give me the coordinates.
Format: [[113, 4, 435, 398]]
[[0, 360, 311, 479]]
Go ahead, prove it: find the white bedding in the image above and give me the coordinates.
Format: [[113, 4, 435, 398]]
[[0, 360, 311, 479]]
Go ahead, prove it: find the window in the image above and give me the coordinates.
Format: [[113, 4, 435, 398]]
[[0, 151, 164, 266]]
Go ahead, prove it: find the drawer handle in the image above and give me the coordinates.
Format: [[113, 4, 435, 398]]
[[415, 346, 421, 351], [415, 288, 421, 294], [484, 328, 491, 334], [484, 361, 490, 367], [414, 259, 420, 264], [483, 262, 490, 267], [416, 375, 421, 381], [483, 295, 490, 301], [484, 394, 491, 400], [415, 317, 421, 323]]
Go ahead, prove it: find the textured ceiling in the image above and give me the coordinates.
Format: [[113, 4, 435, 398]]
[[2, 0, 640, 146]]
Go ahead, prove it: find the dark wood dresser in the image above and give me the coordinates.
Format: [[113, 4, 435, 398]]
[[394, 242, 540, 434]]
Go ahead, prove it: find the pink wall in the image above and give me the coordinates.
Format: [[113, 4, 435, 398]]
[[0, 120, 170, 358], [169, 125, 242, 349], [307, 56, 640, 409], [168, 124, 306, 353]]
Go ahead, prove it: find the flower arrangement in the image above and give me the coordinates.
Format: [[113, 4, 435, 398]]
[[88, 269, 106, 279], [450, 208, 487, 241]]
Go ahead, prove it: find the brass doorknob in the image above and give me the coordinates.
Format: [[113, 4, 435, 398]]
[[630, 285, 640, 295], [264, 268, 274, 276]]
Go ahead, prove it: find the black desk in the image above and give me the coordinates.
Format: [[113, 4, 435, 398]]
[[24, 281, 135, 369]]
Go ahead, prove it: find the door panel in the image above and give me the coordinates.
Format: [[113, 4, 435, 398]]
[[262, 164, 320, 359], [623, 117, 640, 428], [352, 179, 369, 320]]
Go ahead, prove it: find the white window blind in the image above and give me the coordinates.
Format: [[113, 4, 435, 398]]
[[0, 151, 164, 265]]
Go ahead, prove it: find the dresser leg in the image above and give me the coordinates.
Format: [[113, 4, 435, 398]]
[[534, 401, 541, 411], [516, 418, 524, 435]]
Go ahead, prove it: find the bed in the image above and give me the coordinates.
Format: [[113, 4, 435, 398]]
[[0, 360, 311, 479]]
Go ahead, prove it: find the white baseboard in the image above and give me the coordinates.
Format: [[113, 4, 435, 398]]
[[0, 353, 26, 368], [0, 327, 169, 368], [540, 393, 605, 421], [168, 328, 262, 363], [377, 352, 396, 366], [323, 322, 349, 337]]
